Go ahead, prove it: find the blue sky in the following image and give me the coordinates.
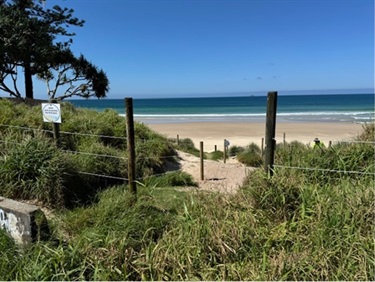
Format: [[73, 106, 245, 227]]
[[31, 0, 375, 98]]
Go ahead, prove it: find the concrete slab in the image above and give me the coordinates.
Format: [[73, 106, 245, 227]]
[[0, 196, 49, 245]]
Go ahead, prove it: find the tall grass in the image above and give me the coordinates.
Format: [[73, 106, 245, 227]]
[[1, 168, 372, 280], [0, 133, 86, 207], [236, 142, 263, 167], [357, 122, 375, 142], [0, 100, 373, 280], [172, 138, 200, 157], [0, 99, 176, 206]]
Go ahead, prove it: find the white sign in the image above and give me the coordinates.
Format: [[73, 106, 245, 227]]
[[41, 103, 61, 123]]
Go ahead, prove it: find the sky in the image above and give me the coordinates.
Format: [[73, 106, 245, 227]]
[[14, 0, 375, 98]]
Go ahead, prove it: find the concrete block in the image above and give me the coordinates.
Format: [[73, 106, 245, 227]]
[[0, 196, 49, 245]]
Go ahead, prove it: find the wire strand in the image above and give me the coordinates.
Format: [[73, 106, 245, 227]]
[[273, 164, 375, 176], [334, 140, 375, 145], [135, 155, 178, 161], [138, 170, 179, 180], [77, 171, 129, 181], [0, 124, 127, 140], [59, 130, 127, 140], [0, 124, 53, 133], [62, 150, 128, 160]]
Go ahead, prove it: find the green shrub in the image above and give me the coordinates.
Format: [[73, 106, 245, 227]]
[[144, 171, 197, 187], [274, 139, 374, 185], [1, 100, 372, 281], [0, 229, 18, 280], [0, 135, 85, 207], [135, 137, 176, 178], [275, 140, 309, 165], [175, 138, 200, 156], [60, 107, 127, 150], [0, 99, 179, 206], [229, 145, 245, 156], [237, 143, 262, 167], [72, 140, 128, 190], [207, 150, 224, 161], [357, 122, 374, 141]]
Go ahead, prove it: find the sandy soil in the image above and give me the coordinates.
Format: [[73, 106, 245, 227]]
[[149, 122, 363, 151], [152, 121, 364, 193], [175, 150, 254, 194]]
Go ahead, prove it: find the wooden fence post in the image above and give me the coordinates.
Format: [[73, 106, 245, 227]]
[[223, 139, 227, 164], [264, 91, 278, 176], [52, 123, 61, 147], [261, 137, 264, 155], [200, 141, 204, 180], [125, 98, 137, 197], [49, 99, 61, 147], [177, 134, 179, 145], [283, 132, 286, 147]]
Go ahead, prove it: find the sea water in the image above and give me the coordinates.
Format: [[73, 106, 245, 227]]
[[68, 94, 374, 124]]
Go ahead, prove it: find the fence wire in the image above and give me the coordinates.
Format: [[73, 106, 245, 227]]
[[0, 124, 54, 134], [333, 140, 375, 145], [77, 171, 129, 181], [78, 169, 180, 183], [62, 150, 128, 160], [0, 124, 127, 140], [59, 130, 127, 140], [1, 123, 374, 182], [273, 164, 375, 176]]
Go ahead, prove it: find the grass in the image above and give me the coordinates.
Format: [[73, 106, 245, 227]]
[[206, 150, 225, 161], [0, 99, 373, 280], [0, 133, 86, 207], [1, 166, 373, 280], [0, 99, 176, 206], [144, 171, 198, 187], [228, 145, 245, 156], [171, 137, 201, 157], [236, 142, 263, 167]]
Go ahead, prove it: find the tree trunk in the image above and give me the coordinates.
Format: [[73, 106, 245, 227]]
[[24, 61, 33, 99]]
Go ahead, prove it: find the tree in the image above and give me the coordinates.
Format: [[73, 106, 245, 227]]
[[0, 1, 54, 98], [0, 0, 104, 100], [37, 49, 109, 101]]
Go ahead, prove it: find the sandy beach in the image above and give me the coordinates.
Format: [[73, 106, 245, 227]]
[[147, 122, 364, 151]]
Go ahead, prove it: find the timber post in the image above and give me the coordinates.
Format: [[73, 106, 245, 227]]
[[125, 98, 137, 197], [49, 99, 61, 148], [264, 91, 278, 176], [223, 139, 227, 164], [200, 141, 204, 180], [52, 123, 61, 148]]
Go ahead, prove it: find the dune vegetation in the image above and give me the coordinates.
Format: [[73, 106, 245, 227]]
[[0, 99, 374, 280]]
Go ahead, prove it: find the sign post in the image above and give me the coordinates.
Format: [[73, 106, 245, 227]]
[[223, 139, 230, 163], [42, 103, 61, 123], [41, 103, 62, 147]]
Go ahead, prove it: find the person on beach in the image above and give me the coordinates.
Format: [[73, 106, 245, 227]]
[[313, 137, 325, 149]]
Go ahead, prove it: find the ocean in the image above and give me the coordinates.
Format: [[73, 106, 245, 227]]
[[68, 93, 374, 124]]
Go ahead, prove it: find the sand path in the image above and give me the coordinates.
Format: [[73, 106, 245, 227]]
[[175, 150, 254, 194]]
